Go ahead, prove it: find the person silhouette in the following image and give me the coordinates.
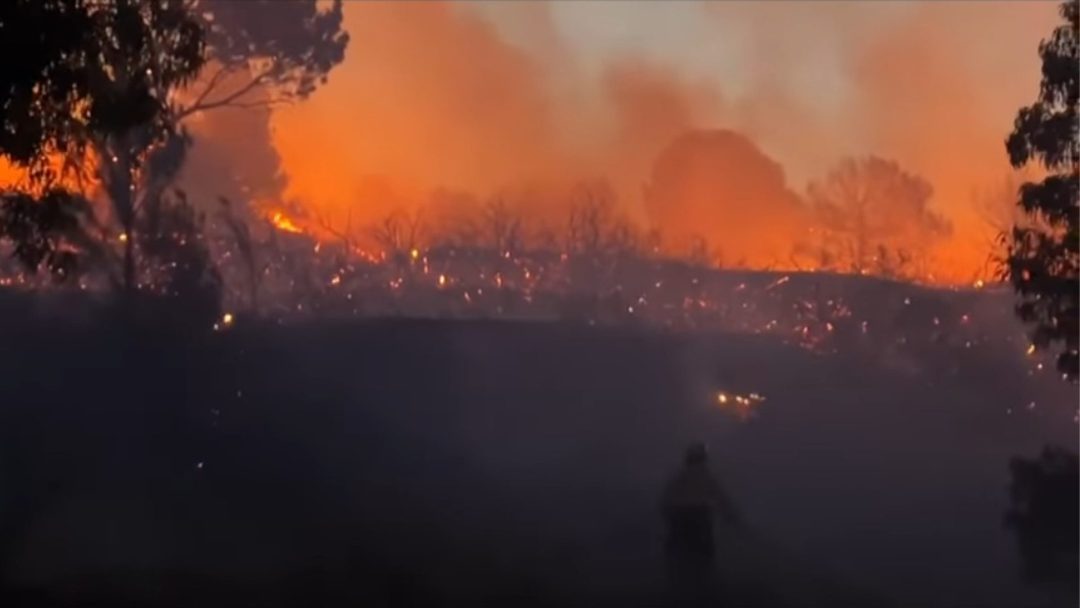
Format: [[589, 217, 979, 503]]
[[661, 442, 740, 603]]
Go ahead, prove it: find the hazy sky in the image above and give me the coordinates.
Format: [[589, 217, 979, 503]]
[[267, 0, 1063, 280], [463, 0, 1058, 183]]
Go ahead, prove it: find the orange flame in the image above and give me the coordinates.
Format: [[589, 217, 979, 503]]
[[268, 211, 304, 234]]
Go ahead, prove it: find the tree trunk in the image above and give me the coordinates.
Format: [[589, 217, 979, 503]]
[[247, 259, 259, 313], [106, 136, 137, 295], [122, 230, 135, 294]]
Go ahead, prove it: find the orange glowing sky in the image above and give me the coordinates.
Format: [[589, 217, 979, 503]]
[[1, 1, 1063, 284], [261, 1, 1061, 283]]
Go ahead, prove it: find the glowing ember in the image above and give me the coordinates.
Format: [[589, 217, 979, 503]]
[[765, 276, 790, 291], [212, 312, 235, 332], [714, 390, 766, 420]]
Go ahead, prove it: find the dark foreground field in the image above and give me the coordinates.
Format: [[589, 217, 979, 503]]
[[0, 300, 1075, 607]]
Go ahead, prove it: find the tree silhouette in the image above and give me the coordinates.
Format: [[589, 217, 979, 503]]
[[217, 196, 261, 311], [139, 189, 222, 322], [179, 1, 348, 119], [566, 182, 618, 258], [0, 189, 97, 279], [125, 0, 348, 292], [643, 129, 805, 265], [0, 0, 349, 298], [807, 156, 950, 278], [0, 0, 205, 289], [972, 174, 1030, 281], [477, 198, 523, 257], [1004, 0, 1079, 381], [368, 208, 426, 266], [1005, 446, 1079, 585], [0, 0, 93, 173]]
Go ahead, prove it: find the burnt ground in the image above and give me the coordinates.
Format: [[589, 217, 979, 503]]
[[0, 298, 1075, 607]]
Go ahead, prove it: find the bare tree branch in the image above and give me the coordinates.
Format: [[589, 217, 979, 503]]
[[311, 206, 354, 251], [176, 65, 279, 119], [185, 63, 231, 114]]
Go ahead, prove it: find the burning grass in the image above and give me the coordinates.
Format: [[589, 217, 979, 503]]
[[0, 194, 1055, 391]]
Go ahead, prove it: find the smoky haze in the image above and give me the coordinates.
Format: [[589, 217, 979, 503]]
[[0, 2, 1077, 607], [165, 0, 1059, 283]]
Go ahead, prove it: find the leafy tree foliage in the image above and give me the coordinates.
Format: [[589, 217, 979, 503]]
[[0, 0, 206, 289], [0, 0, 93, 173], [88, 1, 208, 291], [0, 189, 94, 278], [1005, 0, 1079, 380], [181, 0, 348, 117], [139, 189, 222, 321], [0, 0, 348, 305]]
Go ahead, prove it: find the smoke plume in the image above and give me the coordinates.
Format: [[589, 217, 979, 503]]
[[177, 0, 1059, 283]]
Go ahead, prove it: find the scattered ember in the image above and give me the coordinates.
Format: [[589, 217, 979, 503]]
[[212, 312, 235, 331], [714, 390, 766, 420]]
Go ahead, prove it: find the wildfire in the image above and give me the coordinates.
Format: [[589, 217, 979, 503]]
[[269, 211, 304, 234]]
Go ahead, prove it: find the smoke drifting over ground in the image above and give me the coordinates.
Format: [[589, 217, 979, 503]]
[[177, 0, 1058, 282]]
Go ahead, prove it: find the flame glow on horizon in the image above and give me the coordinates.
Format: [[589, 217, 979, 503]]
[[0, 1, 1063, 288], [250, 1, 1060, 285]]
